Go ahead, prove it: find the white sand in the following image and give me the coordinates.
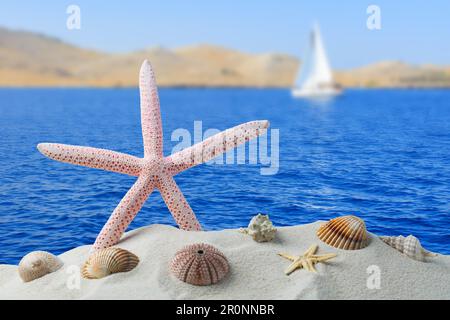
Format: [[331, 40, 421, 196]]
[[1, 221, 449, 299]]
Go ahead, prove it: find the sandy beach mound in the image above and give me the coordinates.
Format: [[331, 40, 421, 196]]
[[1, 221, 449, 299]]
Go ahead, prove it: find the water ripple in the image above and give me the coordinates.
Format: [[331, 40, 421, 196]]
[[0, 88, 449, 264]]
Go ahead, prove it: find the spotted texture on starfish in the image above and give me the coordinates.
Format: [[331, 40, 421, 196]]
[[38, 60, 270, 251], [278, 244, 337, 274], [166, 120, 270, 175], [37, 144, 142, 176]]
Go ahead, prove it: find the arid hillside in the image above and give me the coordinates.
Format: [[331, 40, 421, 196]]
[[1, 27, 449, 88]]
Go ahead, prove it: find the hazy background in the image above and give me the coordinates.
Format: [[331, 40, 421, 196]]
[[1, 1, 450, 87], [1, 0, 450, 68]]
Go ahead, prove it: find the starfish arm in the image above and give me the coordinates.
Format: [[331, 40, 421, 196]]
[[285, 261, 301, 275], [304, 244, 318, 257], [312, 253, 337, 262], [158, 175, 202, 231], [37, 143, 142, 176], [140, 60, 163, 158], [92, 174, 155, 251], [166, 120, 270, 175], [305, 260, 317, 273], [278, 253, 296, 261], [301, 260, 310, 272]]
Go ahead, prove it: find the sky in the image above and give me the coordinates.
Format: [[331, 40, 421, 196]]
[[1, 0, 449, 68]]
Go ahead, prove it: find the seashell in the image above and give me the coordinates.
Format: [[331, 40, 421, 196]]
[[170, 243, 229, 286], [380, 235, 437, 262], [240, 213, 277, 242], [82, 247, 139, 279], [317, 215, 369, 250], [18, 251, 63, 282]]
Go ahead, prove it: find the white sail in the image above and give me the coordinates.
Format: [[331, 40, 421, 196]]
[[293, 23, 341, 98]]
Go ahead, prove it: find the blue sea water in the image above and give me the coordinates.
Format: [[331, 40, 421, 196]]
[[0, 88, 449, 264]]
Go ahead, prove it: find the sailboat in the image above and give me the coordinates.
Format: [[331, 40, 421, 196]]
[[292, 23, 342, 98]]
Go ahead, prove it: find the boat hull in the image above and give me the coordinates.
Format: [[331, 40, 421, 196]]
[[291, 87, 342, 98]]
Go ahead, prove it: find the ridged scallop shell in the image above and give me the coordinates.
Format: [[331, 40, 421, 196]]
[[170, 243, 229, 286], [317, 215, 369, 250], [82, 247, 139, 279], [380, 235, 437, 262], [18, 251, 63, 282]]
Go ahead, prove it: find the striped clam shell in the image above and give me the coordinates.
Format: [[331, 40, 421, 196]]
[[82, 247, 139, 279], [18, 251, 63, 282], [170, 243, 229, 286], [317, 215, 369, 250], [380, 235, 437, 262]]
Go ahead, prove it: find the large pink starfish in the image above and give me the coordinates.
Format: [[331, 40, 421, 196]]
[[37, 60, 269, 251]]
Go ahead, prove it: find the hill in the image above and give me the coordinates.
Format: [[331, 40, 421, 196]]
[[1, 27, 449, 88], [335, 61, 450, 88]]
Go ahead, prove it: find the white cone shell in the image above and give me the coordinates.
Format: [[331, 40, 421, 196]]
[[243, 213, 276, 242], [380, 235, 437, 262]]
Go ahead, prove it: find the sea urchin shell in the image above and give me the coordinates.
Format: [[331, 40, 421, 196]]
[[317, 215, 369, 250], [82, 247, 139, 279], [18, 251, 63, 282], [170, 243, 229, 286]]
